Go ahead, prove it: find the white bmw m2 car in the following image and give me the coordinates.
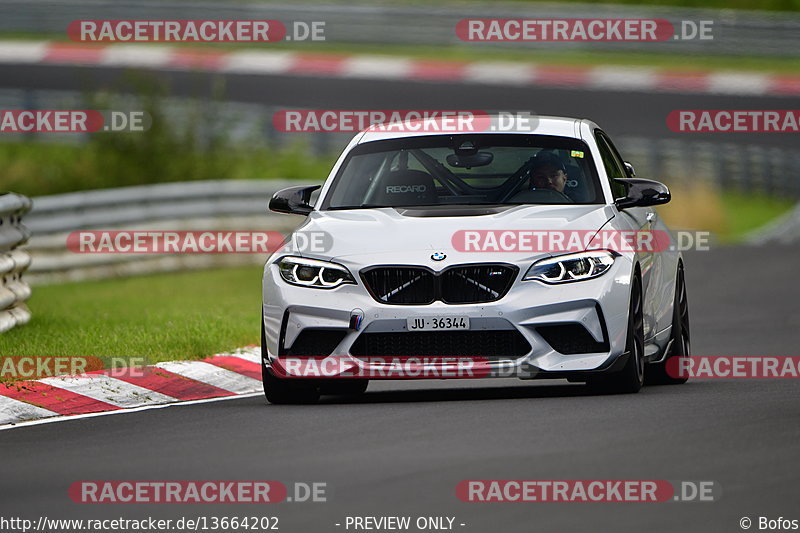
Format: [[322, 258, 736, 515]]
[[261, 116, 690, 403]]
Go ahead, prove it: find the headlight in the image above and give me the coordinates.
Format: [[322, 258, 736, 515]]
[[524, 250, 618, 284], [277, 256, 356, 289]]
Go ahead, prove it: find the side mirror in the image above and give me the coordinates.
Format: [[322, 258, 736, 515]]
[[614, 178, 671, 210], [623, 161, 636, 178], [269, 185, 321, 215]]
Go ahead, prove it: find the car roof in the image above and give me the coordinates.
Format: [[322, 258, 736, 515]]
[[357, 114, 597, 144]]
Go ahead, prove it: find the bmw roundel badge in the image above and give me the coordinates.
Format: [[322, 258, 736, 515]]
[[431, 252, 447, 261]]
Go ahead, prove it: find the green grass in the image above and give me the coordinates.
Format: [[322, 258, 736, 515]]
[[2, 32, 799, 75], [234, 42, 800, 74], [720, 190, 796, 241], [0, 78, 338, 197], [0, 266, 264, 366]]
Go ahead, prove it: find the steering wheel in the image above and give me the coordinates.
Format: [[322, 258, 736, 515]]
[[508, 187, 575, 204]]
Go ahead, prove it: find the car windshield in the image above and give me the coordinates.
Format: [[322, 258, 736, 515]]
[[321, 134, 604, 210]]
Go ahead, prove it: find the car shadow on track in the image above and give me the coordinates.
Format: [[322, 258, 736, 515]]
[[315, 381, 601, 405]]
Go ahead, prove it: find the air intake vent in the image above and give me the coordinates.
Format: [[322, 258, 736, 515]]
[[285, 328, 348, 357], [536, 324, 609, 355], [350, 330, 531, 358]]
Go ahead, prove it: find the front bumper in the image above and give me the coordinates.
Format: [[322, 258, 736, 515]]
[[262, 256, 634, 380]]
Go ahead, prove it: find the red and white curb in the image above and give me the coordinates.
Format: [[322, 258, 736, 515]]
[[0, 347, 263, 428], [0, 40, 798, 96]]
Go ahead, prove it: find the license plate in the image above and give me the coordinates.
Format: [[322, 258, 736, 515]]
[[406, 316, 470, 331]]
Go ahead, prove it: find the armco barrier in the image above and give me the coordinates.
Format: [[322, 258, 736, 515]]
[[24, 180, 316, 284], [19, 168, 800, 286], [0, 192, 32, 333]]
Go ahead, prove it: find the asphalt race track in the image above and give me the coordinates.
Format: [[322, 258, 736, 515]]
[[2, 61, 799, 531], [2, 63, 799, 148], [1, 244, 798, 532]]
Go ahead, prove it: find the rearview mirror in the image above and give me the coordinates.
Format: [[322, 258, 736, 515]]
[[269, 185, 321, 215], [446, 152, 494, 168], [614, 178, 670, 210]]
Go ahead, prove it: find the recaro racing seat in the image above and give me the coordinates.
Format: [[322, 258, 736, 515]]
[[371, 169, 439, 206]]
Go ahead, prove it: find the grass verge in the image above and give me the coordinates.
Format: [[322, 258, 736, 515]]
[[719, 190, 796, 241], [1, 33, 799, 75], [0, 266, 263, 366], [239, 42, 800, 75], [657, 183, 795, 242], [0, 79, 338, 197]]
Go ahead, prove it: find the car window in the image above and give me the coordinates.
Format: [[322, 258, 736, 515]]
[[321, 134, 604, 209]]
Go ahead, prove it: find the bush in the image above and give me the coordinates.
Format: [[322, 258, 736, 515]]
[[0, 77, 336, 197]]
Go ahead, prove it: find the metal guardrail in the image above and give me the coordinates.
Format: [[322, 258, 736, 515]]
[[0, 0, 798, 57], [20, 167, 800, 285], [616, 136, 800, 200], [0, 193, 32, 332], [27, 179, 306, 233], [25, 180, 315, 283]]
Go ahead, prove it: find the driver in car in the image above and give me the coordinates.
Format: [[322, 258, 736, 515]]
[[529, 152, 569, 194]]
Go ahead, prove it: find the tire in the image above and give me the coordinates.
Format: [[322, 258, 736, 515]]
[[645, 263, 690, 385], [261, 320, 320, 405], [319, 379, 369, 396], [588, 274, 645, 394]]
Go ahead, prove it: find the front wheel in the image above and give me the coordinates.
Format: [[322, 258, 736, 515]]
[[646, 263, 690, 385], [319, 379, 369, 396], [588, 275, 645, 394], [262, 366, 320, 404], [261, 321, 320, 405]]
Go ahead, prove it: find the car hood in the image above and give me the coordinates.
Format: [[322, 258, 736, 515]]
[[289, 204, 616, 267]]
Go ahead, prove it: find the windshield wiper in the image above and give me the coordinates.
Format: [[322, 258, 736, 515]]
[[329, 204, 392, 210]]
